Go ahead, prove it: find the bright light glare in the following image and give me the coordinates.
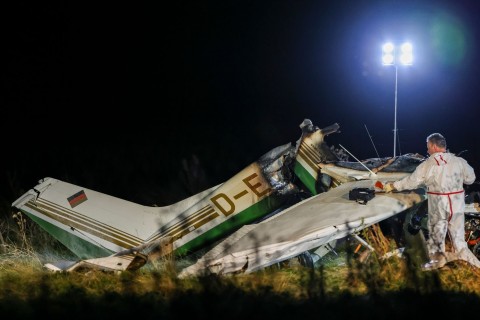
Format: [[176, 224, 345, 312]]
[[399, 42, 413, 65], [382, 54, 395, 65], [401, 42, 412, 52], [382, 42, 395, 65], [382, 42, 413, 66], [383, 42, 394, 53]]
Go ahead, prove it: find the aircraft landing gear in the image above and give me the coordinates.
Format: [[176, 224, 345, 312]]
[[296, 251, 314, 268], [268, 251, 315, 270]]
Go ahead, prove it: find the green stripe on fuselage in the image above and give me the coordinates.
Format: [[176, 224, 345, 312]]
[[293, 160, 317, 195], [23, 210, 113, 259], [174, 194, 285, 257]]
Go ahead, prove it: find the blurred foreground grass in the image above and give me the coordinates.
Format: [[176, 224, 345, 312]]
[[2, 210, 480, 319], [2, 243, 480, 319]]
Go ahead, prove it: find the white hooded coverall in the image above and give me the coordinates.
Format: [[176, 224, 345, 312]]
[[393, 152, 476, 261]]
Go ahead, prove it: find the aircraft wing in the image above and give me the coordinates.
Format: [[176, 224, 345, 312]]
[[179, 179, 426, 277]]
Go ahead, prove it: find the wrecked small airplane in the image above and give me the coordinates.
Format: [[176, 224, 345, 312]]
[[11, 119, 479, 276]]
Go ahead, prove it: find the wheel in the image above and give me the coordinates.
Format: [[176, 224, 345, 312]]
[[267, 251, 315, 270], [296, 251, 314, 268]]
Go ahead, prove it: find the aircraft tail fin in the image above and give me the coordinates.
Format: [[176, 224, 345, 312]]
[[11, 177, 171, 259]]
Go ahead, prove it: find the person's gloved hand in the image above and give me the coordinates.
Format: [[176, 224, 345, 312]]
[[383, 182, 395, 193]]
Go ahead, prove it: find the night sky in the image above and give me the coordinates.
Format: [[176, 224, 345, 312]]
[[3, 1, 480, 207]]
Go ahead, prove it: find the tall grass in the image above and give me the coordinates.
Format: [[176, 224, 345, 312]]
[[2, 209, 480, 318]]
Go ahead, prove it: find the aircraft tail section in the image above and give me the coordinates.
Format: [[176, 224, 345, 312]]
[[11, 177, 170, 258], [11, 119, 344, 264], [11, 157, 297, 261]]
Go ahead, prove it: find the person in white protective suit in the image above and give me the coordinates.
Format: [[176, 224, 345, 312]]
[[383, 133, 477, 270]]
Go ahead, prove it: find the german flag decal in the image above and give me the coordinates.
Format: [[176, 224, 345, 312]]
[[67, 190, 88, 208]]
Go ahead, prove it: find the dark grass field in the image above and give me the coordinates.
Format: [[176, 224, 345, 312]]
[[2, 242, 480, 320], [2, 201, 480, 319]]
